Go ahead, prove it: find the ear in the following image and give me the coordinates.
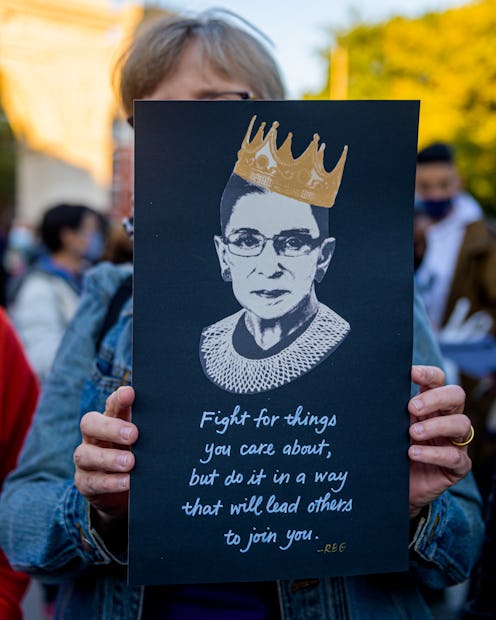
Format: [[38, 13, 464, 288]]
[[315, 237, 335, 283], [214, 235, 231, 281]]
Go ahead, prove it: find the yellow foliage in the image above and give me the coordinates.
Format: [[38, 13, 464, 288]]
[[307, 0, 496, 213]]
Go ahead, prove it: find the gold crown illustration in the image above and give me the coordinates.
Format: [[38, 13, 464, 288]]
[[233, 115, 348, 208]]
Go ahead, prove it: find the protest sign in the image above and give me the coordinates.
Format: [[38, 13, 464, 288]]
[[130, 100, 418, 584]]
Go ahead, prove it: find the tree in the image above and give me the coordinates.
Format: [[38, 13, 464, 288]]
[[307, 0, 496, 214]]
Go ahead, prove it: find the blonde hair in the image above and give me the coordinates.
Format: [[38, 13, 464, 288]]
[[116, 10, 286, 116]]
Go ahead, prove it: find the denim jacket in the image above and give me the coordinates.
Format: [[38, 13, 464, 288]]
[[0, 263, 484, 620]]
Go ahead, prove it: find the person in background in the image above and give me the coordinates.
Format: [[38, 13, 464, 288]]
[[0, 307, 39, 619], [9, 203, 106, 382], [414, 142, 496, 334], [415, 142, 496, 496], [0, 11, 483, 620]]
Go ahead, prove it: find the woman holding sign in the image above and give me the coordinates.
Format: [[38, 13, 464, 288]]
[[0, 10, 482, 620]]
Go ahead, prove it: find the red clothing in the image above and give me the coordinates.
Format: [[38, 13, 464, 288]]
[[0, 308, 39, 620]]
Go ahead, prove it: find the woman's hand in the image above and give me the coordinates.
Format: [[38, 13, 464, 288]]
[[408, 365, 472, 518], [73, 369, 473, 525], [74, 386, 138, 525]]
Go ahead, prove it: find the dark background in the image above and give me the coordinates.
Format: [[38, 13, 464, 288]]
[[130, 100, 418, 585]]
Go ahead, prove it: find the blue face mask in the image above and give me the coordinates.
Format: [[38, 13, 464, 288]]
[[416, 197, 453, 219], [84, 232, 105, 262]]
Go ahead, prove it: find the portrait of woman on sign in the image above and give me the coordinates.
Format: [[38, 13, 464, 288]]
[[200, 116, 350, 394]]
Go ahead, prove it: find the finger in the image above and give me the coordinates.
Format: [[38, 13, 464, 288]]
[[104, 386, 135, 421], [409, 413, 471, 443], [409, 384, 465, 418], [411, 365, 446, 392], [74, 443, 135, 473], [74, 470, 130, 499], [80, 411, 138, 446], [408, 444, 471, 477]]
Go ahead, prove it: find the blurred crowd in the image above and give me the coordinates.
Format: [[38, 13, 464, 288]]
[[413, 141, 496, 620], [414, 142, 496, 494], [0, 204, 133, 618], [0, 7, 495, 620]]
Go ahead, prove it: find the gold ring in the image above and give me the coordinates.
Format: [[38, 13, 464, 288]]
[[451, 425, 475, 447]]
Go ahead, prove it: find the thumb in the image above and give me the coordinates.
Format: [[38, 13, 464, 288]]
[[104, 385, 135, 422]]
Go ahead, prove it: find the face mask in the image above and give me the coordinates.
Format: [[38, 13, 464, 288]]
[[416, 197, 453, 219], [8, 226, 34, 251], [84, 232, 104, 262]]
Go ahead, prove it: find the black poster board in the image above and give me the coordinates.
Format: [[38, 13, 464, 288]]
[[130, 100, 418, 585]]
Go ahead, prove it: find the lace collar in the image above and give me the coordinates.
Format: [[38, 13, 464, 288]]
[[200, 303, 350, 394]]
